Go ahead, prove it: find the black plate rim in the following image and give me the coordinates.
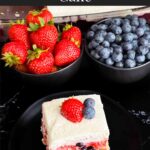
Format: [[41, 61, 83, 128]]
[[8, 90, 143, 150]]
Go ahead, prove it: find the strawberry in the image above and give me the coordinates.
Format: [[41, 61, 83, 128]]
[[29, 19, 58, 53], [51, 66, 58, 73], [1, 41, 27, 67], [62, 24, 82, 47], [27, 45, 54, 74], [26, 8, 53, 25], [61, 98, 84, 123], [8, 20, 30, 49], [14, 64, 29, 73], [54, 39, 80, 67]]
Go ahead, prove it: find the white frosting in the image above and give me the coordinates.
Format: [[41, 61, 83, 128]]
[[42, 94, 110, 150]]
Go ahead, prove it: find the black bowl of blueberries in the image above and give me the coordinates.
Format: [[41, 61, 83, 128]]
[[85, 15, 150, 84]]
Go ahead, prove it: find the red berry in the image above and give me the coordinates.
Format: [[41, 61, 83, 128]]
[[51, 66, 58, 73], [54, 39, 80, 67], [61, 98, 84, 123], [62, 24, 82, 47], [1, 41, 27, 67], [8, 23, 30, 50], [27, 45, 54, 74], [26, 8, 53, 25], [30, 25, 58, 53]]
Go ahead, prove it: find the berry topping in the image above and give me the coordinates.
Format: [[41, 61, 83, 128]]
[[84, 98, 95, 107], [76, 142, 85, 147], [87, 146, 95, 150], [61, 98, 84, 123], [83, 106, 95, 120]]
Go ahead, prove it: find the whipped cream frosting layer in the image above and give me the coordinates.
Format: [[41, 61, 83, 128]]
[[42, 94, 110, 150]]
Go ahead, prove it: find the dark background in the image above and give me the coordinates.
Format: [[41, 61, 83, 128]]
[[0, 0, 150, 5]]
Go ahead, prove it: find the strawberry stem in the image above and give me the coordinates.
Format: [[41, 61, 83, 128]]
[[2, 52, 20, 67], [38, 17, 45, 27], [63, 24, 72, 31], [48, 19, 54, 25], [10, 19, 25, 26], [27, 45, 46, 62], [30, 9, 40, 16], [28, 23, 39, 32]]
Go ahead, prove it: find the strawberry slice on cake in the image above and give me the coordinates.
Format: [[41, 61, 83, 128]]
[[41, 94, 110, 150]]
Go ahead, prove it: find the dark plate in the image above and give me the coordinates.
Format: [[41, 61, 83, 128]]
[[8, 90, 142, 150]]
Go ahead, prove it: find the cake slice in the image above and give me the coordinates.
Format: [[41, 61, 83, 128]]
[[41, 94, 110, 150]]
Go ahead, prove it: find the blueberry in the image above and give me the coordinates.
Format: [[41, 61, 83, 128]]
[[91, 24, 98, 31], [133, 34, 138, 40], [84, 98, 95, 107], [97, 24, 108, 30], [90, 50, 96, 56], [105, 58, 114, 65], [105, 32, 116, 43], [138, 46, 149, 55], [99, 48, 110, 59], [93, 52, 100, 59], [110, 47, 114, 54], [146, 52, 150, 60], [131, 26, 137, 33], [76, 142, 84, 147], [87, 31, 95, 40], [83, 106, 95, 119], [139, 38, 149, 46], [112, 43, 119, 48], [139, 18, 147, 26], [125, 59, 136, 68], [127, 50, 136, 59], [123, 18, 130, 24], [95, 33, 104, 43], [115, 62, 124, 68], [88, 42, 93, 49], [112, 18, 122, 25], [132, 40, 138, 50], [105, 19, 112, 25], [136, 27, 145, 37], [122, 42, 133, 51], [126, 15, 132, 20], [115, 35, 122, 43], [131, 19, 139, 26], [144, 32, 150, 40], [102, 41, 110, 47], [145, 24, 150, 31], [136, 55, 145, 63], [113, 26, 122, 35], [96, 30, 107, 37], [112, 52, 123, 62], [123, 33, 134, 42], [131, 15, 139, 20], [90, 40, 99, 48], [110, 24, 116, 30], [122, 24, 132, 33], [96, 46, 103, 53], [114, 46, 123, 53]]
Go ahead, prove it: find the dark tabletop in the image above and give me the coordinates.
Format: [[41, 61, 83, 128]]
[[0, 17, 150, 150]]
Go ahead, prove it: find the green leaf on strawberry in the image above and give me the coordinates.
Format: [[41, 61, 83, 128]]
[[28, 23, 39, 31], [27, 44, 46, 62]]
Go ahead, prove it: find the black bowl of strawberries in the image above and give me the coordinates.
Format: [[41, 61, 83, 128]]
[[1, 8, 83, 86]]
